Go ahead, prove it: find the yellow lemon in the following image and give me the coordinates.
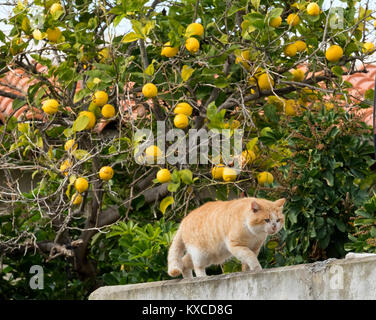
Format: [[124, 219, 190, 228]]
[[156, 169, 171, 183], [325, 45, 343, 62], [185, 23, 204, 37], [185, 37, 200, 53], [92, 91, 108, 107], [285, 99, 299, 115], [78, 111, 96, 130], [222, 167, 237, 182], [174, 102, 193, 116], [258, 73, 274, 91], [257, 171, 274, 186], [161, 41, 179, 58], [212, 164, 225, 180], [142, 83, 158, 98], [270, 16, 282, 28], [290, 68, 305, 82], [241, 150, 256, 165], [75, 177, 89, 193], [50, 2, 63, 14], [174, 114, 189, 129], [145, 145, 163, 163], [307, 3, 320, 16], [72, 192, 82, 205], [99, 166, 114, 181], [363, 42, 375, 53], [287, 14, 300, 26], [101, 104, 115, 118], [60, 159, 72, 176], [32, 29, 44, 41], [64, 139, 78, 152], [46, 27, 62, 42], [284, 43, 298, 57], [295, 40, 307, 52], [42, 99, 59, 115]]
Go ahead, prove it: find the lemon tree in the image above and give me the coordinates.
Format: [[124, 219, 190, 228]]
[[1, 0, 376, 298]]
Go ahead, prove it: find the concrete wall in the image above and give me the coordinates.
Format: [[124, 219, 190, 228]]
[[89, 255, 376, 300]]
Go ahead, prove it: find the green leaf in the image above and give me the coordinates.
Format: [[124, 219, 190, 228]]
[[63, 127, 74, 138], [121, 32, 141, 43], [365, 89, 374, 101], [269, 8, 283, 19], [323, 170, 334, 187], [331, 66, 344, 77], [73, 89, 89, 103], [144, 59, 157, 76], [159, 196, 174, 214], [72, 149, 90, 160], [251, 0, 261, 11], [12, 98, 26, 111], [180, 169, 193, 184], [246, 137, 258, 150], [73, 115, 89, 132]]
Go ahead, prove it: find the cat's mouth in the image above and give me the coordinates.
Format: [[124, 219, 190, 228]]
[[267, 226, 280, 234]]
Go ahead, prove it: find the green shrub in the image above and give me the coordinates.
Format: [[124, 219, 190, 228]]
[[345, 195, 376, 253], [92, 219, 178, 285], [278, 108, 375, 264]]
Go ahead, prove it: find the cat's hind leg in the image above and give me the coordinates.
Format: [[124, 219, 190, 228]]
[[186, 245, 208, 277], [182, 253, 193, 279]]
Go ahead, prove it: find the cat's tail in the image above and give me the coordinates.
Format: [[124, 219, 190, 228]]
[[168, 227, 185, 277]]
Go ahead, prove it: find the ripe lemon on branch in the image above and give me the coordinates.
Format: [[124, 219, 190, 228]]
[[185, 23, 204, 37], [185, 37, 200, 53], [101, 104, 115, 118], [99, 166, 114, 181], [212, 164, 225, 180], [325, 45, 343, 62], [75, 177, 89, 193], [156, 169, 171, 183], [174, 102, 193, 116], [287, 14, 300, 26], [78, 111, 96, 130], [257, 172, 273, 186], [269, 16, 282, 28], [46, 27, 62, 42], [92, 91, 108, 107], [42, 99, 59, 115], [284, 43, 298, 57], [145, 145, 163, 163], [174, 114, 189, 129], [258, 73, 274, 91], [72, 193, 82, 205], [161, 42, 179, 58], [307, 3, 320, 16], [222, 167, 237, 182], [142, 83, 158, 98]]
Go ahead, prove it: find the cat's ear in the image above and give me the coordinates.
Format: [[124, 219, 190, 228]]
[[251, 201, 260, 213], [275, 198, 286, 207]]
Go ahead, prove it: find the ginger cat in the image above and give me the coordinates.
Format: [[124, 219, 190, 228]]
[[168, 197, 286, 278]]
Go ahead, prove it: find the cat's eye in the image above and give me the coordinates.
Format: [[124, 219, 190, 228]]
[[276, 219, 281, 222], [264, 219, 270, 223]]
